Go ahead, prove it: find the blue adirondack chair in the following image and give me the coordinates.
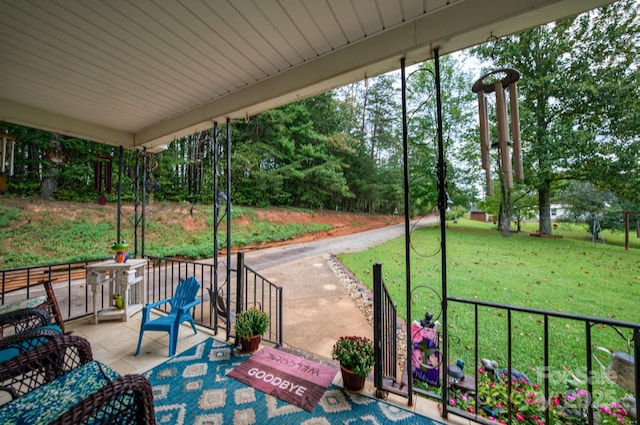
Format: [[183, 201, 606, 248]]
[[135, 277, 201, 357]]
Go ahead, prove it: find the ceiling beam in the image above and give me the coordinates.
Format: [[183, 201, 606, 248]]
[[0, 98, 133, 148]]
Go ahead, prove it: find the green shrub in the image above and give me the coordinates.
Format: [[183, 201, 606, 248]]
[[235, 308, 270, 339]]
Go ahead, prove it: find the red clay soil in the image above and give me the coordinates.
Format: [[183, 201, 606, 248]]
[[235, 208, 403, 251]]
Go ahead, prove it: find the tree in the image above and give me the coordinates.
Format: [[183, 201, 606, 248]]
[[405, 56, 476, 216], [472, 0, 639, 235]]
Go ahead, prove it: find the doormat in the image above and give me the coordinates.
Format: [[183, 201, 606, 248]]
[[228, 346, 337, 412]]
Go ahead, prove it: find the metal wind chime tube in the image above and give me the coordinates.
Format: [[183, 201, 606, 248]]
[[494, 81, 512, 189], [509, 82, 524, 181], [476, 91, 492, 195], [472, 68, 524, 195], [1, 132, 16, 176]]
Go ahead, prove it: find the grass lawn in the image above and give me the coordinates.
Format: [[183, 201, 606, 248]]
[[337, 218, 640, 398]]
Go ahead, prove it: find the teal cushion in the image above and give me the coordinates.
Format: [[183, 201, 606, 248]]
[[0, 361, 121, 424], [0, 347, 20, 363], [0, 296, 47, 315], [0, 325, 63, 364]]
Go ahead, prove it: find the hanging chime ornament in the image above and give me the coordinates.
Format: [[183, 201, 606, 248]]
[[472, 68, 524, 196], [45, 132, 70, 167], [1, 130, 16, 176]]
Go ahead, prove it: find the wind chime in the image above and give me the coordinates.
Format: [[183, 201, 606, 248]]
[[188, 131, 206, 197], [93, 154, 113, 194], [471, 68, 524, 196], [1, 130, 15, 176]]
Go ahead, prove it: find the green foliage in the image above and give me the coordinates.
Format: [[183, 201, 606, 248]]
[[471, 0, 639, 233], [0, 206, 20, 227], [331, 336, 374, 377], [445, 205, 466, 221], [450, 369, 634, 425], [235, 307, 270, 339], [337, 218, 640, 392]]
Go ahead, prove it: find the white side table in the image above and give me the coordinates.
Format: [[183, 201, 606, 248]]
[[86, 259, 147, 324]]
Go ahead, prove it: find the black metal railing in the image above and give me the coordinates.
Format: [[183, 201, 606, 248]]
[[236, 252, 283, 347], [144, 256, 217, 329], [373, 262, 404, 395], [371, 262, 639, 425], [440, 298, 639, 425], [1, 254, 283, 348], [0, 259, 110, 320]]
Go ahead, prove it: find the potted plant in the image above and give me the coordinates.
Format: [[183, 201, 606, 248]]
[[331, 335, 374, 392], [235, 307, 270, 353]]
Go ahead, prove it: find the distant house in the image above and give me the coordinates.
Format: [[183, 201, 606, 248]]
[[550, 204, 570, 221], [469, 209, 489, 222]]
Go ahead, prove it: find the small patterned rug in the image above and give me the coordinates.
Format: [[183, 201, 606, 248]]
[[144, 338, 444, 424]]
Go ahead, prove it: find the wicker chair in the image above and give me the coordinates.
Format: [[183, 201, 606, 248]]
[[41, 279, 67, 334], [0, 307, 51, 337], [0, 335, 156, 424], [0, 334, 93, 401], [0, 308, 63, 364]]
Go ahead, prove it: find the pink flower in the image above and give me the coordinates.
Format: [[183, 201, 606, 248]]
[[449, 398, 457, 406], [576, 389, 588, 397], [599, 405, 612, 415], [516, 412, 525, 421]]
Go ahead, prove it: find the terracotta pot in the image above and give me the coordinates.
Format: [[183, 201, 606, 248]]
[[340, 365, 366, 392], [240, 335, 261, 353]]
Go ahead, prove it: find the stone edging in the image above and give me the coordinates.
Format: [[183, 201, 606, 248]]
[[326, 254, 407, 368]]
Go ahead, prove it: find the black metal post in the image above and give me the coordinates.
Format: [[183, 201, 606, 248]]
[[373, 263, 383, 391], [235, 252, 245, 347], [586, 321, 594, 425], [434, 47, 449, 418], [635, 327, 640, 425], [212, 122, 220, 331], [134, 150, 140, 258], [544, 315, 550, 425], [141, 148, 147, 257], [116, 146, 123, 243], [226, 117, 232, 336], [400, 57, 414, 407]]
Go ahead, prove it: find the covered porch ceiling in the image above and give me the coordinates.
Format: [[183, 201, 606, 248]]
[[0, 0, 615, 152]]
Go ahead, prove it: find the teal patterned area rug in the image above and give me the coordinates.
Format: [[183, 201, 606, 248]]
[[144, 338, 444, 424]]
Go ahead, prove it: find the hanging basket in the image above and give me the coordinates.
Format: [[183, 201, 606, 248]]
[[340, 365, 366, 392]]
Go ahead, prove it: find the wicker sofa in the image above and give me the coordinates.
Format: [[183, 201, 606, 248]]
[[0, 335, 156, 424], [0, 307, 62, 363]]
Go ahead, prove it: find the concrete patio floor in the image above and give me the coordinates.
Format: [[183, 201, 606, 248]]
[[64, 252, 471, 424], [66, 315, 469, 425]]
